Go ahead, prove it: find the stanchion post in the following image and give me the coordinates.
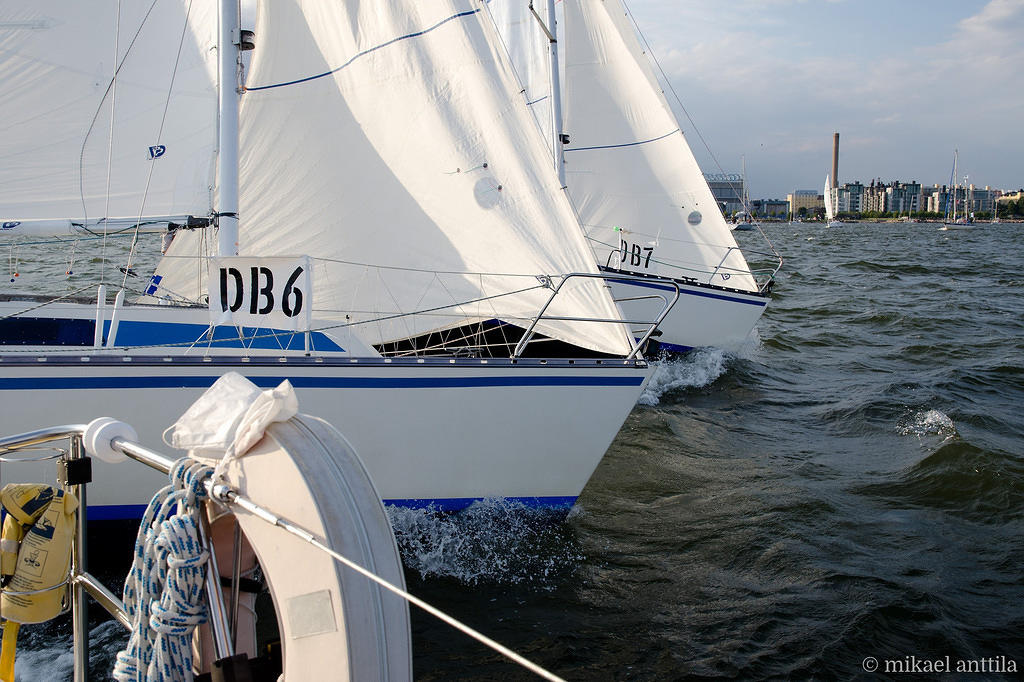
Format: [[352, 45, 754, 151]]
[[68, 435, 90, 682]]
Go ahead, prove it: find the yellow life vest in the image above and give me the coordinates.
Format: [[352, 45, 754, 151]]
[[0, 485, 57, 583], [0, 485, 78, 625], [0, 484, 78, 681]]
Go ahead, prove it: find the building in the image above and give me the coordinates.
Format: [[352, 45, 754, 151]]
[[704, 173, 746, 216], [924, 184, 949, 214], [886, 181, 922, 214], [750, 199, 789, 218], [836, 182, 865, 213], [969, 186, 999, 214], [860, 179, 922, 213], [787, 190, 823, 217]]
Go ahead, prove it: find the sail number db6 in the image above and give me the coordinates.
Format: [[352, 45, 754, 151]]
[[209, 256, 312, 331], [220, 265, 304, 317]]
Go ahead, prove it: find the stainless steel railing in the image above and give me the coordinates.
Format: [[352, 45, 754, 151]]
[[512, 272, 680, 359], [603, 244, 782, 295], [0, 426, 235, 681]]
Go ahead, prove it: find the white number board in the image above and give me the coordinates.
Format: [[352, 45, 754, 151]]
[[209, 256, 312, 331]]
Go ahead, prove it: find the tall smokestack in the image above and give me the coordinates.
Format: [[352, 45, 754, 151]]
[[832, 132, 840, 186]]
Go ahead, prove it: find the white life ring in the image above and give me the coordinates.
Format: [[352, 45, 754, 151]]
[[216, 414, 412, 681]]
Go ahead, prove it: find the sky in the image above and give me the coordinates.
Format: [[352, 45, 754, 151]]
[[624, 0, 1024, 199]]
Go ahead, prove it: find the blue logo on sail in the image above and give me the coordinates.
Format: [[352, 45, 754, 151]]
[[148, 145, 167, 160], [1, 222, 20, 230], [145, 275, 163, 296]]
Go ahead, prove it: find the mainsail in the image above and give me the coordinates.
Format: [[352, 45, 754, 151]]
[[824, 174, 835, 222], [154, 0, 632, 356], [0, 1, 218, 225]]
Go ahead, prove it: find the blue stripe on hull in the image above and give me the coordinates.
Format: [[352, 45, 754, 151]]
[[601, 268, 769, 306], [654, 341, 695, 354], [0, 374, 644, 390], [88, 504, 150, 521], [88, 495, 577, 520]]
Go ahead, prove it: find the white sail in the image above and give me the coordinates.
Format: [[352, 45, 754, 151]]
[[824, 174, 835, 222], [0, 1, 218, 224], [156, 0, 632, 355], [486, 0, 554, 146], [561, 0, 757, 291]]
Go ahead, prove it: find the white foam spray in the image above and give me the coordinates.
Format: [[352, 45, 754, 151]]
[[897, 408, 957, 440], [386, 499, 582, 586], [638, 347, 729, 406]]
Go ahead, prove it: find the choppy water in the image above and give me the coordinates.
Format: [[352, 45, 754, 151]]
[[7, 223, 1024, 679]]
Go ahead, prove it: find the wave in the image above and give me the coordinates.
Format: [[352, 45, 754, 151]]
[[386, 499, 582, 586], [638, 348, 730, 406], [837, 260, 934, 275], [855, 441, 1024, 522]]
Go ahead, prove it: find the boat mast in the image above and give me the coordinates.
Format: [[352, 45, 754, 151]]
[[217, 0, 241, 256], [529, 1, 566, 188], [946, 148, 954, 223], [965, 175, 972, 221]]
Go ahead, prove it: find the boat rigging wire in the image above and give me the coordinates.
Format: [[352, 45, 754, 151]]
[[0, 284, 98, 323], [0, 282, 549, 354], [121, 0, 199, 293], [101, 0, 124, 285], [77, 0, 162, 234]]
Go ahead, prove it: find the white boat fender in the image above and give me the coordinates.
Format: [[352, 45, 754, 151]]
[[0, 484, 78, 681]]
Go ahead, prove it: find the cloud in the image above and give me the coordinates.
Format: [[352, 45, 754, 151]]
[[623, 0, 1024, 194]]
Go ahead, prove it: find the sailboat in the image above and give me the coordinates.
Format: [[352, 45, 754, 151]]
[[0, 0, 664, 519], [824, 174, 843, 228], [488, 0, 779, 354], [941, 149, 972, 230]]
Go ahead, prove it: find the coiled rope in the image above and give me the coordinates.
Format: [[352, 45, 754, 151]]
[[114, 459, 212, 682]]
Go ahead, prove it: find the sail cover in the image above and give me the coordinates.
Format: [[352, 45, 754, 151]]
[[157, 0, 632, 355], [0, 1, 218, 223], [562, 0, 758, 291]]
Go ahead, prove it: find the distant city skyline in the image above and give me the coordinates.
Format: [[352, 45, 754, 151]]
[[625, 0, 1023, 198]]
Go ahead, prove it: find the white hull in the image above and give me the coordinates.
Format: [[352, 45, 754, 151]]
[[605, 274, 769, 353], [0, 302, 649, 517]]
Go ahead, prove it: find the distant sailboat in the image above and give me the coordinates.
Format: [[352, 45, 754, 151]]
[[941, 149, 972, 230], [824, 174, 842, 227], [490, 0, 781, 353]]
